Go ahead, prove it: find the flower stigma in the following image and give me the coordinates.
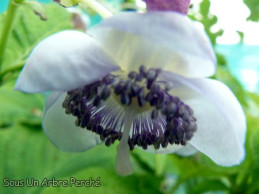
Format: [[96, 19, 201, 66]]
[[62, 65, 197, 175]]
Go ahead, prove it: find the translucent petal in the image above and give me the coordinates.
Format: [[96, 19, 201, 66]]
[[44, 91, 62, 112], [43, 92, 101, 152], [175, 144, 197, 156], [160, 72, 246, 166], [15, 30, 119, 93], [89, 12, 215, 78]]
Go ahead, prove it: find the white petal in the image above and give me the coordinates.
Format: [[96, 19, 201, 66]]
[[89, 12, 215, 78], [15, 30, 119, 93], [160, 72, 246, 166], [116, 109, 135, 176], [175, 144, 197, 156], [43, 92, 101, 152], [44, 91, 62, 112]]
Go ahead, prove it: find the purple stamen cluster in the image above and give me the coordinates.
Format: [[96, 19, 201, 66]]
[[62, 90, 123, 146], [128, 96, 197, 150], [62, 65, 197, 150]]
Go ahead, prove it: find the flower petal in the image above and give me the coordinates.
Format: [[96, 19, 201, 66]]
[[15, 30, 119, 93], [89, 12, 215, 78], [160, 72, 246, 166], [175, 144, 197, 156], [43, 92, 102, 152], [44, 91, 62, 112]]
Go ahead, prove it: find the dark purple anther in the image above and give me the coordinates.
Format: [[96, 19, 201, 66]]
[[124, 79, 132, 92], [93, 95, 101, 106], [103, 74, 115, 85], [139, 65, 146, 76], [162, 103, 177, 116], [137, 87, 146, 106], [145, 91, 154, 102], [137, 95, 146, 107], [97, 125, 103, 134], [80, 117, 88, 128], [101, 86, 111, 100], [131, 83, 139, 96], [121, 93, 131, 105], [128, 71, 138, 79], [86, 119, 93, 129], [62, 65, 196, 151], [115, 81, 125, 94], [161, 138, 169, 148], [128, 139, 135, 151], [151, 109, 159, 119], [103, 128, 113, 137], [105, 138, 112, 146], [151, 83, 161, 92], [135, 74, 143, 82]]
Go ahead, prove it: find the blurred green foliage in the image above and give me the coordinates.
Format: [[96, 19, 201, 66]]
[[244, 0, 259, 21], [0, 3, 73, 85], [0, 0, 259, 194], [189, 0, 223, 46]]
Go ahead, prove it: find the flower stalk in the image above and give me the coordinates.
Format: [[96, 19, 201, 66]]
[[79, 0, 113, 18], [0, 0, 21, 71], [116, 108, 135, 176]]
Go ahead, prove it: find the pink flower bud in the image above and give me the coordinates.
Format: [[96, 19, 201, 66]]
[[144, 0, 190, 14]]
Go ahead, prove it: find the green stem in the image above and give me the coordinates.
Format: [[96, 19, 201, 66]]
[[155, 154, 167, 175], [0, 0, 20, 71], [79, 0, 113, 18]]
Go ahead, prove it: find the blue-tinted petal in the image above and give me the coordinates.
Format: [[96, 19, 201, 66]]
[[89, 12, 215, 78], [42, 92, 102, 152], [175, 144, 197, 156], [160, 72, 246, 166], [15, 30, 119, 93]]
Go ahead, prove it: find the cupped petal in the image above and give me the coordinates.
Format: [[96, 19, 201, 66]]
[[15, 30, 119, 93], [159, 72, 246, 166], [44, 91, 62, 112], [43, 92, 102, 152], [89, 12, 215, 78]]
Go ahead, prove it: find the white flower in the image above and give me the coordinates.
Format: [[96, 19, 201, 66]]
[[15, 12, 246, 176]]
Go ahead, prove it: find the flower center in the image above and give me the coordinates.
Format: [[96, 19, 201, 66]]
[[62, 65, 197, 150]]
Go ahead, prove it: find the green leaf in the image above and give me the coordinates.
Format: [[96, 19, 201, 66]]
[[0, 124, 115, 193], [0, 3, 73, 83], [0, 85, 44, 127], [53, 0, 79, 7], [186, 179, 229, 193], [0, 123, 163, 193], [244, 0, 259, 21], [189, 0, 223, 45], [42, 168, 161, 193]]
